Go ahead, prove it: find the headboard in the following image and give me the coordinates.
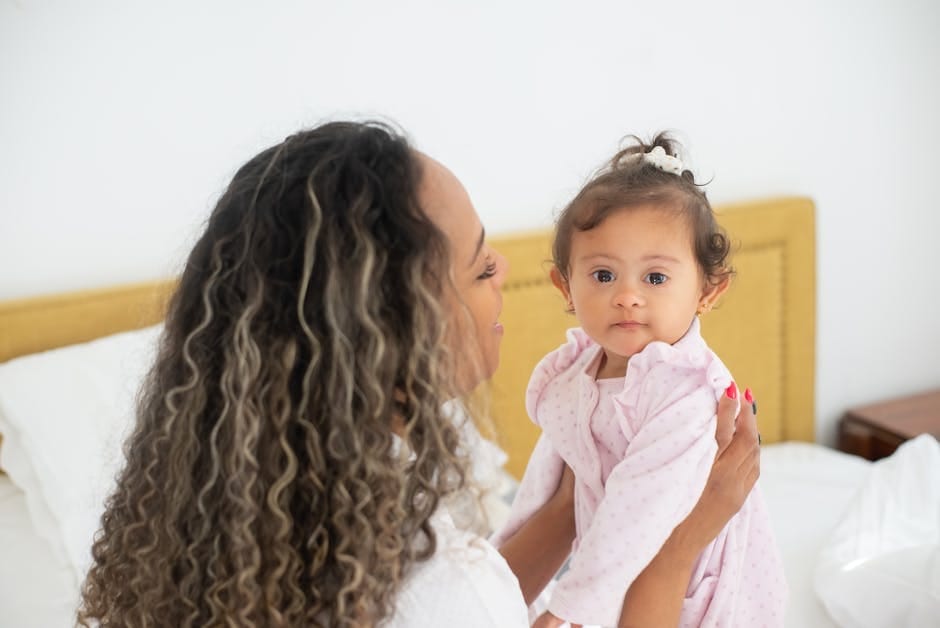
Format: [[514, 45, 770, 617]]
[[489, 197, 816, 478], [0, 196, 815, 480], [0, 281, 176, 363]]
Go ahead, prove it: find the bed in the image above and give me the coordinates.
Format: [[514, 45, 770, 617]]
[[1, 196, 937, 627]]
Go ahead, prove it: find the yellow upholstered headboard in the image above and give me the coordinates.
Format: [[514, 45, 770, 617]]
[[488, 197, 816, 479], [0, 281, 177, 363], [0, 197, 814, 481]]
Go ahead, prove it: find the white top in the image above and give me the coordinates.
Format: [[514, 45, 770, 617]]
[[386, 405, 530, 626], [387, 507, 530, 627]]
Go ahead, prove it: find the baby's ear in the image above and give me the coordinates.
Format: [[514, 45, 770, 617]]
[[550, 266, 572, 302], [700, 274, 731, 310]]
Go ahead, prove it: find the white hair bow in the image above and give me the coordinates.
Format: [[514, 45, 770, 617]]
[[642, 146, 684, 175]]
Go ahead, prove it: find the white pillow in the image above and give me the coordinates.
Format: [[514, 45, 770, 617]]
[[0, 328, 521, 588], [814, 434, 940, 627], [0, 325, 161, 586]]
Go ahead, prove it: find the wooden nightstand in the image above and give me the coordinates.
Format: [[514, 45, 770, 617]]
[[838, 389, 940, 461]]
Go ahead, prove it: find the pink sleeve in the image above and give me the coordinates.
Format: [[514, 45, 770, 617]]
[[524, 328, 594, 426], [488, 433, 565, 548], [490, 329, 590, 548], [547, 363, 726, 627]]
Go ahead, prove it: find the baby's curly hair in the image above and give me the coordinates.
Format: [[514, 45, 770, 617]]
[[78, 122, 469, 627], [553, 132, 733, 287]]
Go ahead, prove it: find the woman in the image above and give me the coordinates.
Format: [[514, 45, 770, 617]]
[[78, 121, 760, 627]]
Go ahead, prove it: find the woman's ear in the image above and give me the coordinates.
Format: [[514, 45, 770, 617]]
[[550, 266, 574, 312], [699, 275, 731, 313]]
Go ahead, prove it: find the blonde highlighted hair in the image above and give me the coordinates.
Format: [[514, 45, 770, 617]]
[[79, 122, 472, 626]]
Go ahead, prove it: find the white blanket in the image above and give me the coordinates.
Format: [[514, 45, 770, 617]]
[[815, 434, 940, 627]]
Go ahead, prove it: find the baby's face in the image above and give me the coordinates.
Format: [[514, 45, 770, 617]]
[[562, 205, 705, 376]]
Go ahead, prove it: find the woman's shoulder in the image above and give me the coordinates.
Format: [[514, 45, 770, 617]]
[[386, 509, 530, 628]]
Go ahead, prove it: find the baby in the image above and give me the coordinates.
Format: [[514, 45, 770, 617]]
[[492, 135, 787, 627]]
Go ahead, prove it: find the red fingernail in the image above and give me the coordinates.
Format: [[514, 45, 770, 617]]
[[725, 382, 737, 399], [744, 388, 754, 403]]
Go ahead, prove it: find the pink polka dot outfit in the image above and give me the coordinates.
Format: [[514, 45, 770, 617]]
[[491, 318, 787, 627]]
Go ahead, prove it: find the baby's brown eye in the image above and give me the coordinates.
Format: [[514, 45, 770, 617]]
[[592, 270, 615, 283], [645, 272, 668, 285]]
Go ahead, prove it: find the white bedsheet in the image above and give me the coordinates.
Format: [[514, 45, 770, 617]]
[[760, 442, 872, 627]]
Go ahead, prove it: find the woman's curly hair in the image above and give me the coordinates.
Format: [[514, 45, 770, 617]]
[[78, 121, 469, 627]]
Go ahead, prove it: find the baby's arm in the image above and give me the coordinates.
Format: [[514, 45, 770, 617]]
[[547, 365, 723, 627]]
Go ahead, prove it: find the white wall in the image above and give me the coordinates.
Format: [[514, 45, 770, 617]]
[[2, 0, 939, 444]]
